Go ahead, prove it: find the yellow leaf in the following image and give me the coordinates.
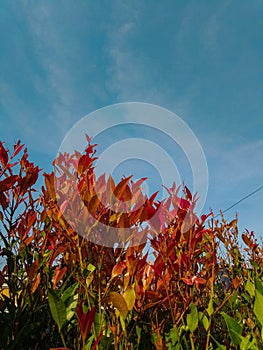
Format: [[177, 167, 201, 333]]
[[107, 292, 128, 319], [123, 285, 135, 311]]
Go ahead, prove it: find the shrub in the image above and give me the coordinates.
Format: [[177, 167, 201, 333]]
[[0, 139, 262, 350]]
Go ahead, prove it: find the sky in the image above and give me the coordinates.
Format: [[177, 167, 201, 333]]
[[1, 1, 263, 239]]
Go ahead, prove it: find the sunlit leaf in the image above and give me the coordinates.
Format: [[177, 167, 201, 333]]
[[31, 273, 40, 294], [107, 292, 128, 319], [123, 285, 135, 311]]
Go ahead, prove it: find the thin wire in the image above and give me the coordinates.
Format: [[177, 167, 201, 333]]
[[214, 185, 263, 218]]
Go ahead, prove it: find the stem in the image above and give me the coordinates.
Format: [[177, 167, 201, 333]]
[[190, 333, 195, 350], [60, 329, 67, 348], [205, 236, 216, 350]]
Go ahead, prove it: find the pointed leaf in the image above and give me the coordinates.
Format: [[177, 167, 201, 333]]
[[31, 273, 40, 294], [0, 142, 8, 166], [114, 176, 132, 200], [186, 303, 198, 333], [111, 260, 126, 279], [48, 289, 67, 332], [123, 285, 136, 311], [53, 266, 67, 289], [44, 173, 56, 200], [76, 303, 95, 344], [221, 312, 242, 346], [107, 292, 128, 319], [0, 175, 18, 192], [245, 279, 255, 298], [88, 194, 101, 215], [254, 289, 263, 327]]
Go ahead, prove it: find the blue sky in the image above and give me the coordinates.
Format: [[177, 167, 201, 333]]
[[1, 1, 263, 237]]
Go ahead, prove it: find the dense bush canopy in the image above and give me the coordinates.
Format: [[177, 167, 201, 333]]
[[0, 139, 263, 350]]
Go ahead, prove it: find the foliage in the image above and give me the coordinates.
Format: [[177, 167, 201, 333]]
[[0, 138, 263, 350]]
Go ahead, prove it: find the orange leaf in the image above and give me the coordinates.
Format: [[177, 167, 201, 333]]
[[27, 211, 37, 227], [88, 194, 101, 215], [31, 273, 40, 294], [44, 173, 56, 200], [232, 277, 241, 289], [114, 176, 132, 200], [58, 200, 69, 218], [111, 261, 126, 279], [26, 260, 39, 281], [53, 266, 67, 289], [24, 235, 34, 246], [242, 234, 253, 249]]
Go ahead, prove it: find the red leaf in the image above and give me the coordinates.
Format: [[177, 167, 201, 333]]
[[180, 198, 190, 210], [27, 211, 37, 227], [0, 175, 18, 192], [53, 266, 67, 289], [0, 192, 8, 210], [85, 134, 92, 144], [0, 142, 8, 167], [146, 206, 156, 220], [76, 303, 95, 344], [91, 328, 104, 350], [184, 186, 192, 201], [153, 261, 165, 278], [149, 191, 159, 204], [13, 142, 24, 157], [181, 277, 194, 285]]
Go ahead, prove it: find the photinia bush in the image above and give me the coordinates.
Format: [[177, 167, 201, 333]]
[[0, 138, 263, 350]]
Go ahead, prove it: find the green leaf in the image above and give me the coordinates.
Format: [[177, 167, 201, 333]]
[[245, 279, 255, 298], [120, 315, 126, 332], [187, 303, 198, 333], [85, 334, 94, 350], [165, 327, 179, 347], [254, 289, 263, 327], [255, 277, 263, 295], [61, 282, 78, 303], [136, 325, 141, 347], [66, 295, 78, 321], [206, 298, 214, 317], [210, 334, 227, 350], [221, 312, 242, 346], [87, 263, 96, 274], [199, 311, 210, 331], [48, 289, 67, 332], [240, 334, 252, 350]]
